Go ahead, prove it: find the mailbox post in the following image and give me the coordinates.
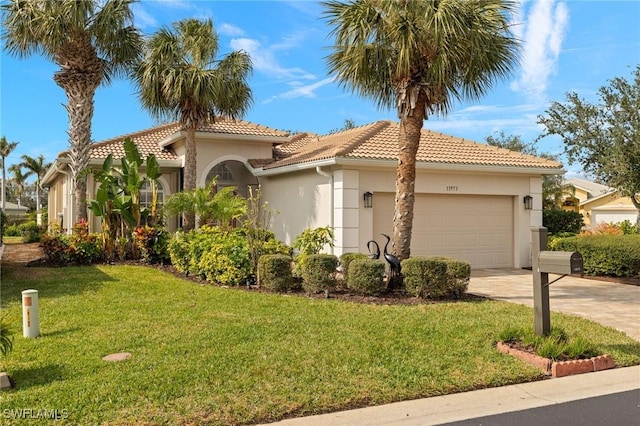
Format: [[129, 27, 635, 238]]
[[531, 227, 584, 336], [532, 227, 550, 336]]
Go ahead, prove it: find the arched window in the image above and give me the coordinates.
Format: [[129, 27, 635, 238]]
[[140, 181, 164, 208]]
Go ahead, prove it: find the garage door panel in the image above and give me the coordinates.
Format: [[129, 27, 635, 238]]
[[373, 193, 513, 268]]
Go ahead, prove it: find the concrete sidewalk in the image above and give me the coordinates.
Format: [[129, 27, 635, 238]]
[[263, 365, 640, 425]]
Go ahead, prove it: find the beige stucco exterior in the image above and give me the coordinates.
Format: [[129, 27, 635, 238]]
[[43, 120, 561, 269]]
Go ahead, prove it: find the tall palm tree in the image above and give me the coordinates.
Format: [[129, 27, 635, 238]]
[[21, 154, 51, 214], [133, 18, 253, 230], [8, 164, 32, 209], [0, 136, 18, 211], [324, 0, 519, 259], [2, 0, 142, 223]]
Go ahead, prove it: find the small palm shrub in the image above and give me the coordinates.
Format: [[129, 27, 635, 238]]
[[258, 254, 294, 292], [300, 254, 338, 294], [347, 258, 386, 295]]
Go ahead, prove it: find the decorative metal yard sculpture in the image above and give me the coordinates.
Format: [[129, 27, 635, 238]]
[[381, 234, 402, 289], [367, 240, 380, 259]]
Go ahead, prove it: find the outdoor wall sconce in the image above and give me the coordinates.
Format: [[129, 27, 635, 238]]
[[523, 195, 533, 210], [364, 191, 374, 208]]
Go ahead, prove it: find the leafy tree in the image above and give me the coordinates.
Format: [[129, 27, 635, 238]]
[[538, 66, 640, 226], [8, 164, 32, 208], [0, 136, 18, 211], [328, 118, 357, 134], [133, 18, 253, 230], [485, 132, 574, 210], [2, 0, 143, 222], [21, 154, 50, 214], [324, 0, 519, 259]]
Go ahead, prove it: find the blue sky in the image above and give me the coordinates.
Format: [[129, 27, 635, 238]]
[[1, 0, 639, 181]]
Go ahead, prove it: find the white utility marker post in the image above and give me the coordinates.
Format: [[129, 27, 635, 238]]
[[22, 289, 40, 338]]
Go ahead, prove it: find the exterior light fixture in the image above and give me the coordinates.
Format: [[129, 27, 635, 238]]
[[363, 191, 374, 208], [523, 195, 533, 210]]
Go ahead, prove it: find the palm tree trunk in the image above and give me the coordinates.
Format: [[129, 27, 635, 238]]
[[392, 94, 427, 261], [182, 125, 198, 230]]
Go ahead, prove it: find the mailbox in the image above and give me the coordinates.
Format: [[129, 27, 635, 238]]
[[537, 251, 583, 275]]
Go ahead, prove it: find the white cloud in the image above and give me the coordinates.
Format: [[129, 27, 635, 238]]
[[218, 23, 244, 37], [263, 77, 335, 104], [131, 3, 158, 29], [510, 0, 570, 102], [230, 37, 316, 81]]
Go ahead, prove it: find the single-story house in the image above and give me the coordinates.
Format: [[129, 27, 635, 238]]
[[1, 201, 29, 218], [41, 118, 563, 269], [562, 177, 637, 228]]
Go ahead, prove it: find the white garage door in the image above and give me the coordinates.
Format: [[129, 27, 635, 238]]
[[592, 210, 637, 226], [373, 193, 513, 268]]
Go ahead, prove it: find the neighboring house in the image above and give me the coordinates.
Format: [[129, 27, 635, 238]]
[[1, 201, 29, 219], [42, 118, 563, 269], [562, 177, 637, 228]]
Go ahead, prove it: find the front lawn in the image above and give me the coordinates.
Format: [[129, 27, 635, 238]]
[[1, 264, 639, 425]]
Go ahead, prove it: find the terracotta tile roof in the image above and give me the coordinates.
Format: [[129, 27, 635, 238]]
[[57, 118, 290, 162], [86, 122, 181, 161], [259, 120, 562, 170], [196, 117, 291, 137]]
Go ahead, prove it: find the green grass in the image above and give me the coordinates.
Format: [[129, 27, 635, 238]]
[[2, 236, 23, 244], [1, 264, 639, 425]]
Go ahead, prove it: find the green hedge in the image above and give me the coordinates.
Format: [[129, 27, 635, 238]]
[[402, 257, 470, 299], [301, 254, 338, 293], [259, 254, 294, 292], [167, 226, 289, 285], [543, 209, 584, 234], [347, 258, 386, 295], [551, 234, 640, 277], [339, 252, 368, 282]]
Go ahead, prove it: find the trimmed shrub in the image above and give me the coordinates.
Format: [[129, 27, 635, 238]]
[[402, 256, 471, 299], [40, 231, 103, 265], [339, 252, 368, 282], [167, 231, 191, 273], [258, 254, 293, 292], [347, 258, 386, 295], [543, 209, 584, 234], [301, 254, 338, 293], [134, 225, 170, 264], [20, 221, 44, 243], [551, 234, 640, 277]]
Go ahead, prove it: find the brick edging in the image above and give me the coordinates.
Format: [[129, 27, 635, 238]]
[[496, 341, 615, 378]]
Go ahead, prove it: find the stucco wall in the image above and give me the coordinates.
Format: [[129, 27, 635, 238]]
[[259, 169, 332, 249], [582, 193, 637, 227]]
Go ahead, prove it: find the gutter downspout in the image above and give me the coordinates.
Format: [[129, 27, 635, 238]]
[[315, 166, 334, 254]]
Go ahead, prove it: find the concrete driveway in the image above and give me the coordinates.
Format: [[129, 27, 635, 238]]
[[469, 269, 640, 341]]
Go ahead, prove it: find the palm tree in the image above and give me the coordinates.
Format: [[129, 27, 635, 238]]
[[133, 18, 253, 230], [324, 0, 519, 260], [21, 154, 50, 214], [0, 136, 18, 211], [2, 0, 142, 223], [8, 164, 32, 209]]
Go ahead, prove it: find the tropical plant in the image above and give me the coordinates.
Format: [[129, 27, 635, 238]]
[[0, 136, 18, 211], [2, 0, 143, 222], [163, 181, 247, 230], [0, 315, 14, 358], [132, 18, 253, 230], [8, 164, 32, 208], [324, 0, 519, 260], [21, 154, 50, 214], [87, 138, 162, 260], [538, 66, 640, 226]]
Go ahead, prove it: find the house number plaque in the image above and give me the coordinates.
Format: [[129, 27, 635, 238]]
[[446, 185, 458, 192]]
